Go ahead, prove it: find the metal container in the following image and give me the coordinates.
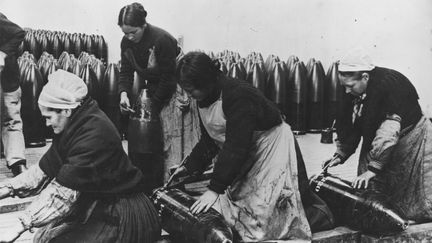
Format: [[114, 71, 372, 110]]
[[151, 188, 233, 243], [127, 89, 162, 154], [320, 128, 333, 144], [287, 61, 308, 134], [20, 63, 46, 147], [310, 173, 409, 235]]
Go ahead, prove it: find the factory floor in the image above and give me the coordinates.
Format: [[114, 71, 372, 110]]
[[0, 133, 360, 242]]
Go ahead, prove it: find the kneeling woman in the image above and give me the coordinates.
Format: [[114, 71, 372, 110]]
[[174, 52, 312, 242], [0, 70, 160, 243]]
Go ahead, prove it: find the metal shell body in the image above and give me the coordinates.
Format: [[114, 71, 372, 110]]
[[20, 63, 46, 147], [306, 61, 325, 132], [323, 62, 343, 128], [310, 173, 409, 235], [101, 63, 121, 133], [127, 89, 162, 154], [152, 188, 233, 243], [287, 61, 308, 134]]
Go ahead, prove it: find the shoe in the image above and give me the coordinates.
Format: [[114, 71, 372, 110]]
[[10, 160, 27, 177]]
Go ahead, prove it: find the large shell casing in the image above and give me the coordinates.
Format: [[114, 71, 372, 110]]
[[310, 173, 409, 235], [152, 188, 233, 243], [127, 89, 162, 154]]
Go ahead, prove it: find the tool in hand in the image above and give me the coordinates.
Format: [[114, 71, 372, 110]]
[[320, 162, 331, 176], [163, 156, 189, 190], [124, 106, 136, 114]]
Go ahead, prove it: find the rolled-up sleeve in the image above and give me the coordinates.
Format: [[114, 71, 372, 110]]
[[366, 114, 401, 173], [19, 180, 79, 229], [9, 165, 49, 197]]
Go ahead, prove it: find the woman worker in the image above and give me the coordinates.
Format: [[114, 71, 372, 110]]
[[117, 2, 197, 193], [0, 70, 160, 243], [171, 52, 331, 242], [323, 48, 432, 223]]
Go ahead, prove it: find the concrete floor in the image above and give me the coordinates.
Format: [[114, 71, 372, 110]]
[[0, 133, 360, 242]]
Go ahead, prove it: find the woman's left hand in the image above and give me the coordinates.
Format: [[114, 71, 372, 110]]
[[190, 190, 219, 215], [0, 217, 25, 242], [352, 170, 377, 189], [0, 185, 13, 200]]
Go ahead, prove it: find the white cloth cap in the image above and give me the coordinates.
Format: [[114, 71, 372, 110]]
[[38, 70, 88, 109], [338, 48, 375, 72]]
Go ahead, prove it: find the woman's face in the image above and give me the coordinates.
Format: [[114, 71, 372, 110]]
[[121, 24, 145, 43], [39, 106, 71, 134], [338, 72, 369, 96], [181, 82, 214, 102]]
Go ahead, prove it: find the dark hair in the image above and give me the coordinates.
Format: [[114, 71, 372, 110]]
[[118, 2, 147, 27], [176, 51, 221, 90]]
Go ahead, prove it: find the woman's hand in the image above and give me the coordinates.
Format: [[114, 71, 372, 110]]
[[321, 155, 343, 169], [169, 165, 188, 182], [352, 170, 377, 189], [175, 88, 191, 112], [190, 190, 219, 215], [0, 217, 25, 243], [175, 96, 190, 112], [0, 183, 13, 200], [119, 92, 131, 114]]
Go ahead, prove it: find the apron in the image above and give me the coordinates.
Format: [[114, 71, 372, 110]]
[[371, 116, 432, 222], [160, 84, 201, 182], [198, 96, 312, 242]]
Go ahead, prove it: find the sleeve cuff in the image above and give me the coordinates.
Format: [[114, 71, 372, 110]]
[[333, 152, 348, 164], [365, 145, 386, 174], [335, 140, 354, 160], [208, 180, 226, 194], [367, 159, 384, 174], [385, 113, 402, 123]]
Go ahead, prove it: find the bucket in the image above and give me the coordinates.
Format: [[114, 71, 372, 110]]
[[320, 128, 333, 144]]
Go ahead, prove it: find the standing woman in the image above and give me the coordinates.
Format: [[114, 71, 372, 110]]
[[323, 49, 432, 222], [173, 52, 313, 242], [117, 2, 179, 193]]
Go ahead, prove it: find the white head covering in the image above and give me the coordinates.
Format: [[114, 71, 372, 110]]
[[38, 70, 88, 109], [339, 47, 375, 72]]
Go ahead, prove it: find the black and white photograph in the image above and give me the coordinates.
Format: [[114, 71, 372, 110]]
[[1, 0, 432, 242]]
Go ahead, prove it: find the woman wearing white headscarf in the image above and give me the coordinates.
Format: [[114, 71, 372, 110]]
[[0, 70, 161, 243], [323, 48, 432, 223]]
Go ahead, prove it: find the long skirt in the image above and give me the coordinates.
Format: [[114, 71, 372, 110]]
[[33, 192, 161, 243], [213, 122, 312, 242], [364, 116, 432, 222]]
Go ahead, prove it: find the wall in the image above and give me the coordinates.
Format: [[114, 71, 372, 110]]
[[1, 0, 431, 111]]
